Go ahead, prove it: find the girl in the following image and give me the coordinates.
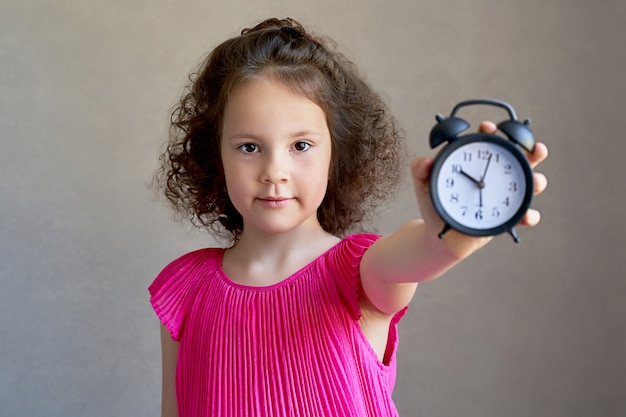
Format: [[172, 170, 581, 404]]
[[150, 18, 548, 417]]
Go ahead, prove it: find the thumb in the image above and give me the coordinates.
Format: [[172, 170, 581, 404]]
[[411, 157, 434, 184]]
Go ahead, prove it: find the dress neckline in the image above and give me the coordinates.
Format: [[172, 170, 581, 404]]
[[215, 236, 348, 291]]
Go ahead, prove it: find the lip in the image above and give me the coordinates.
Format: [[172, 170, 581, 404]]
[[256, 197, 293, 208]]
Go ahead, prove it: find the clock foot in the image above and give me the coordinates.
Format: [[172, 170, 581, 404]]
[[438, 224, 452, 239], [507, 228, 520, 243]]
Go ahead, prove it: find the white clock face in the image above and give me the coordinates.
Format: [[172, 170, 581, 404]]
[[434, 140, 529, 230]]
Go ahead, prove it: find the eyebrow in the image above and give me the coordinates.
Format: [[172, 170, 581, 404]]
[[225, 130, 324, 142]]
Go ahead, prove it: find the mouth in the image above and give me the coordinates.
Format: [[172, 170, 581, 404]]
[[257, 197, 292, 208]]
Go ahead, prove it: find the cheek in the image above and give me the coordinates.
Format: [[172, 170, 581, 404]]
[[222, 165, 244, 198], [313, 156, 332, 197], [323, 148, 335, 187], [220, 158, 244, 204], [221, 152, 243, 185]]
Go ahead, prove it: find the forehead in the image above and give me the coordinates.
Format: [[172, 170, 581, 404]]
[[222, 77, 328, 134], [230, 65, 329, 105], [227, 76, 316, 106]]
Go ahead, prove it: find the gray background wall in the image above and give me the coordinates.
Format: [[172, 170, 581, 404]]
[[1, 0, 624, 416]]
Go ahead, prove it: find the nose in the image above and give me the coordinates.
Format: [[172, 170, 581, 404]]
[[260, 151, 289, 184]]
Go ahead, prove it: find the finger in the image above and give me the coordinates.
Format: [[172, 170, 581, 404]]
[[519, 208, 541, 227], [534, 172, 548, 195], [527, 142, 548, 168], [478, 120, 497, 134], [411, 157, 434, 183]]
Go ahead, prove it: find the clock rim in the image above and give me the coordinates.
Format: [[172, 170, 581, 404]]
[[429, 133, 534, 237]]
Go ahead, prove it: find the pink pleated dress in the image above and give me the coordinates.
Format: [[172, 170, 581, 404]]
[[149, 234, 407, 416]]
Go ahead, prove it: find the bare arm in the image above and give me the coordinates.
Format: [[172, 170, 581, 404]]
[[360, 219, 461, 315], [361, 122, 549, 315], [160, 324, 179, 417]]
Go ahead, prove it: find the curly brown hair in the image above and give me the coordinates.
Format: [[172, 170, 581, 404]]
[[154, 17, 405, 242]]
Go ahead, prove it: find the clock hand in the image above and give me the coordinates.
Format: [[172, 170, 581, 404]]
[[460, 169, 484, 207], [476, 154, 492, 209], [459, 169, 481, 186], [481, 153, 493, 181]]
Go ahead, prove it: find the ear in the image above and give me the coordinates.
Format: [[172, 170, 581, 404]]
[[429, 115, 470, 148], [497, 119, 535, 152]]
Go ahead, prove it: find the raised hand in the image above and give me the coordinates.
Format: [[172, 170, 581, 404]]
[[411, 120, 548, 259]]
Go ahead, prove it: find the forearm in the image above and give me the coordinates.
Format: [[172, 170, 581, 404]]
[[364, 219, 471, 284]]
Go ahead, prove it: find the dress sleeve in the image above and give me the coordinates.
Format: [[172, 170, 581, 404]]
[[327, 234, 381, 320], [148, 249, 212, 341]]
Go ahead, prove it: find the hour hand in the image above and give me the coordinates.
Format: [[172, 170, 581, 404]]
[[459, 169, 481, 186]]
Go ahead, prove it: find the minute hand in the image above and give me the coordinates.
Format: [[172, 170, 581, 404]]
[[481, 154, 493, 182], [460, 168, 484, 207]]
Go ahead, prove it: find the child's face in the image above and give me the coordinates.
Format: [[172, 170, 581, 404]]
[[220, 77, 332, 236]]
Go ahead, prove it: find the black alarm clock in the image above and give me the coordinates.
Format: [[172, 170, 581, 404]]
[[428, 99, 536, 243]]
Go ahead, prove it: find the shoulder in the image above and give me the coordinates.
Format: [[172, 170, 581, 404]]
[[323, 234, 381, 320], [326, 233, 382, 265], [149, 247, 223, 341], [164, 247, 222, 271], [149, 247, 223, 298], [337, 233, 382, 253], [322, 233, 382, 268]]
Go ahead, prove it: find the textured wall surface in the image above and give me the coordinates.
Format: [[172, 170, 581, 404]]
[[1, 1, 624, 416]]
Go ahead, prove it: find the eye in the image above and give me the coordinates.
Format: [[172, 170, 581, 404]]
[[292, 141, 311, 152], [238, 143, 259, 154]]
